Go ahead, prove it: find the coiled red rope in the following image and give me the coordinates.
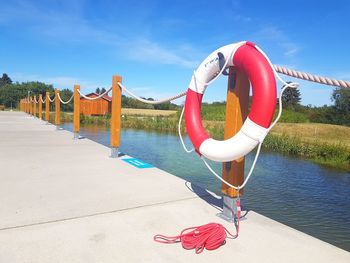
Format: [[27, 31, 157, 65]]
[[154, 199, 241, 254]]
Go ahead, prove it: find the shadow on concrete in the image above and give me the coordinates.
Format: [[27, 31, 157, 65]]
[[185, 181, 223, 212], [184, 181, 250, 219]]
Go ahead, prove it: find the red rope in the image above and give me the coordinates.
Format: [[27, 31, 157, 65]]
[[154, 199, 241, 254]]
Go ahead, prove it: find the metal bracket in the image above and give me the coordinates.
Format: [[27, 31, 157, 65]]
[[217, 195, 239, 222], [110, 147, 120, 158], [73, 132, 79, 140]]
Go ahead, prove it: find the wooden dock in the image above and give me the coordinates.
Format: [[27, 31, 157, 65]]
[[0, 111, 349, 262]]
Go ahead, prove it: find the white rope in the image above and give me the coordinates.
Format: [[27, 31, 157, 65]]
[[77, 87, 112, 100], [178, 106, 194, 153], [33, 97, 38, 104], [201, 82, 293, 191], [48, 95, 55, 102], [40, 96, 46, 103], [118, 82, 187, 104], [202, 142, 263, 190], [57, 93, 74, 104], [274, 65, 350, 89]]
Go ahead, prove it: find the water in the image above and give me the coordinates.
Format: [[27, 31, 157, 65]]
[[62, 123, 350, 251]]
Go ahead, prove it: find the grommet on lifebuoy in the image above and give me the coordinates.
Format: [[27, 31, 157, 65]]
[[184, 41, 277, 162]]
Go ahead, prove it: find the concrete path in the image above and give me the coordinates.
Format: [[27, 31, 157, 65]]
[[0, 111, 349, 262]]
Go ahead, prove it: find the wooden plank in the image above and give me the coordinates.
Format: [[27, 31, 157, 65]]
[[221, 67, 250, 197]]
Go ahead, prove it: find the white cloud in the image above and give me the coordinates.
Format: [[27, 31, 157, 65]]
[[255, 26, 301, 59], [125, 39, 199, 68]]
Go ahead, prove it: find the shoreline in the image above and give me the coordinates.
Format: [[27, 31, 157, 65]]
[[48, 112, 350, 171]]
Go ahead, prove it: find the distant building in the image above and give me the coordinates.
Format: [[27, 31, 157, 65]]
[[80, 93, 112, 116]]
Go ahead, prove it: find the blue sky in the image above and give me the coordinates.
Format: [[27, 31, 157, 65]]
[[0, 0, 349, 106]]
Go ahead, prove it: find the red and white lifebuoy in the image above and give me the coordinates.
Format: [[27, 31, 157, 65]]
[[184, 41, 277, 162]]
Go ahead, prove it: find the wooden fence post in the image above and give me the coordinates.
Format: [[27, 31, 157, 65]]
[[110, 75, 122, 157], [39, 94, 43, 119], [33, 96, 37, 117], [46, 92, 50, 122], [73, 85, 80, 139], [220, 66, 250, 220], [55, 89, 60, 129], [31, 97, 34, 115]]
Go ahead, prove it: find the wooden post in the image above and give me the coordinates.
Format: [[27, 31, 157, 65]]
[[39, 94, 43, 119], [110, 75, 122, 157], [46, 92, 50, 122], [33, 96, 37, 117], [73, 85, 80, 138], [55, 89, 60, 128], [31, 97, 33, 115], [221, 67, 250, 198]]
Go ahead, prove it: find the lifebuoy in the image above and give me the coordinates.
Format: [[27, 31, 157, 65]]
[[184, 41, 277, 162]]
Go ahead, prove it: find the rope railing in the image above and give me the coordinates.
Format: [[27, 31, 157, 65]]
[[47, 95, 55, 102], [274, 65, 350, 89], [118, 82, 187, 104], [77, 87, 112, 100], [33, 97, 38, 103], [40, 96, 46, 103], [57, 93, 74, 104]]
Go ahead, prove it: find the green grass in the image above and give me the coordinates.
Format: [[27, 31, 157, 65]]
[[263, 134, 350, 170]]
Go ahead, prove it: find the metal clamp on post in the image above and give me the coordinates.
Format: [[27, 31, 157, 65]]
[[217, 193, 241, 223]]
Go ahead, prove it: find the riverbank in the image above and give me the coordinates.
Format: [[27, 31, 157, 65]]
[[46, 112, 350, 171]]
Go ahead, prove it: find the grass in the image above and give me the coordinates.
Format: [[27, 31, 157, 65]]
[[263, 134, 350, 170], [270, 123, 350, 148], [43, 109, 350, 171]]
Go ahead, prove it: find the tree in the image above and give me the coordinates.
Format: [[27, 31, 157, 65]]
[[0, 73, 12, 87], [95, 87, 101, 94], [0, 81, 53, 108], [59, 88, 74, 112], [331, 88, 350, 125], [332, 88, 350, 114], [281, 82, 301, 109]]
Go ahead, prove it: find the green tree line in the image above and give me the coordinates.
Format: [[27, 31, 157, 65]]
[[0, 74, 54, 109]]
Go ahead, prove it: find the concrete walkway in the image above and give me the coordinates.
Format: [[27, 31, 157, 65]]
[[0, 111, 349, 262]]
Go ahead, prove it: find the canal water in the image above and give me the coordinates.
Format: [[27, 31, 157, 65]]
[[62, 123, 350, 251]]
